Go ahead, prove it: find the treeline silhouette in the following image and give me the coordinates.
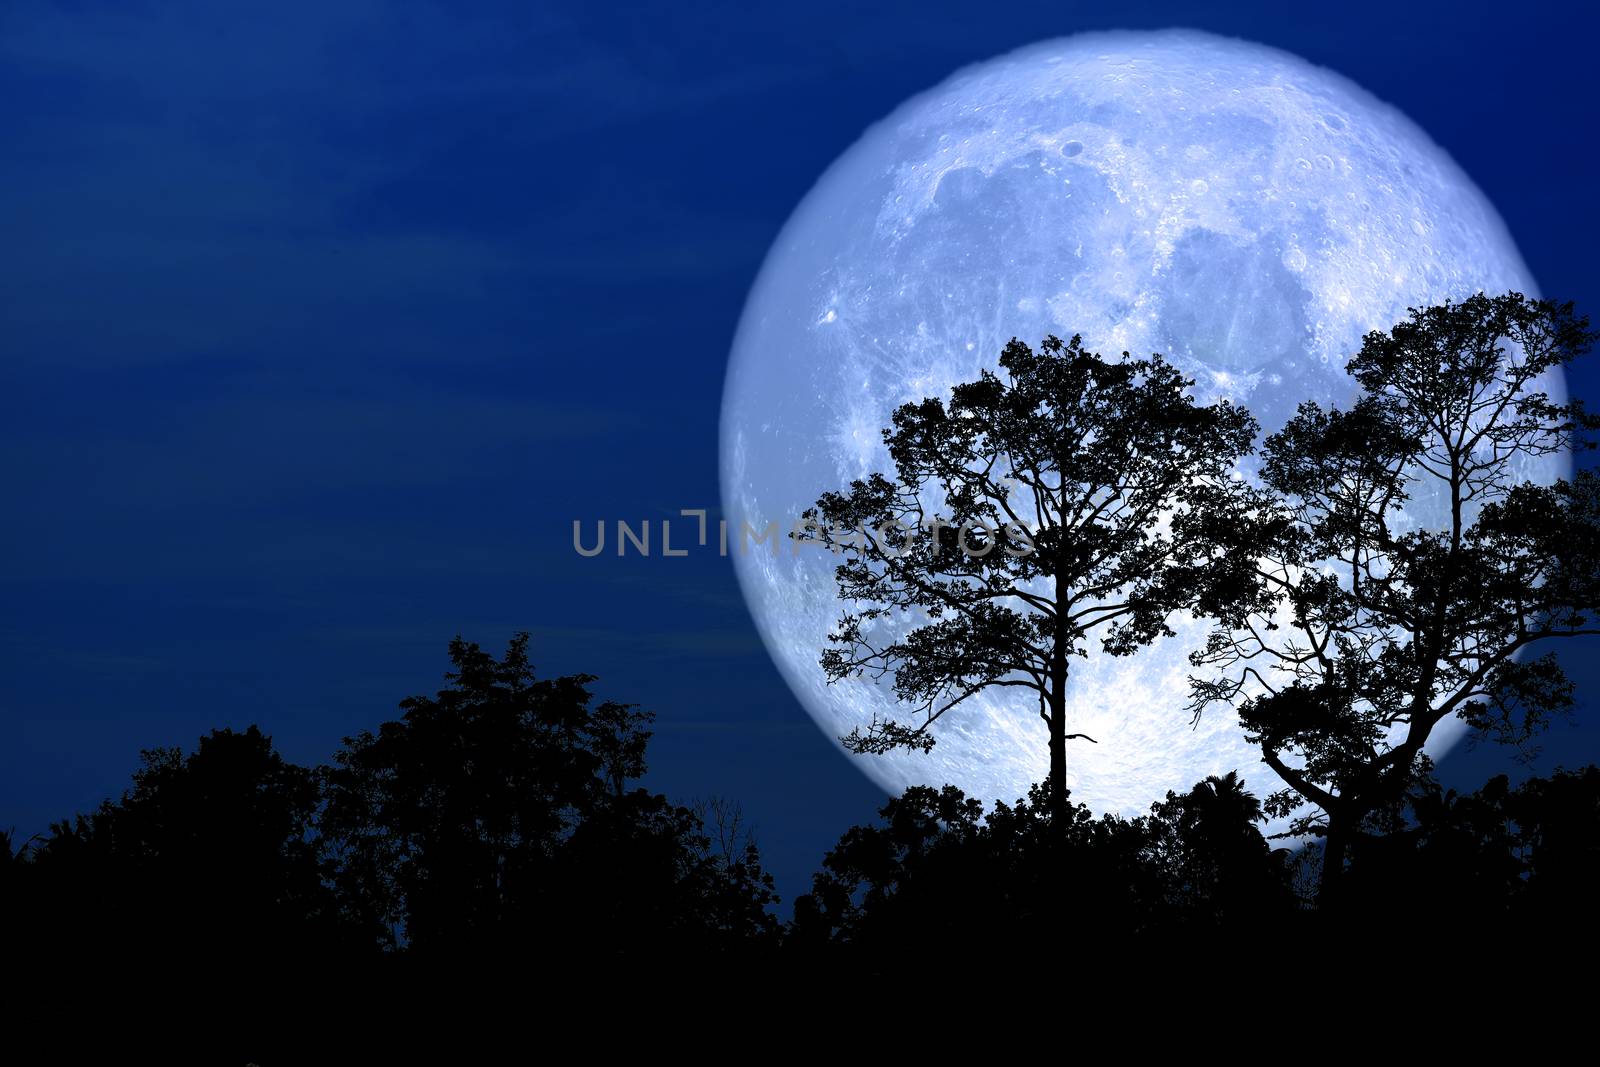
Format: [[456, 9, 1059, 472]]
[[4, 635, 779, 977], [5, 631, 1597, 979]]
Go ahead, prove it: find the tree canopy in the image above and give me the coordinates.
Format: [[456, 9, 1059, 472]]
[[319, 633, 780, 957], [1189, 292, 1600, 898]]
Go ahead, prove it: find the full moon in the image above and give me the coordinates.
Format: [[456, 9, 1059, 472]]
[[719, 30, 1566, 823]]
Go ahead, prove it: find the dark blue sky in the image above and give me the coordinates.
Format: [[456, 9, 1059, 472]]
[[4, 0, 1598, 903]]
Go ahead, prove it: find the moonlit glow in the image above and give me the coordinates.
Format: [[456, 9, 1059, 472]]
[[719, 31, 1567, 826]]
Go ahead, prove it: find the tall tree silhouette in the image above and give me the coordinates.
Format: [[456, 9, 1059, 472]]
[[803, 335, 1268, 821], [1189, 293, 1600, 903]]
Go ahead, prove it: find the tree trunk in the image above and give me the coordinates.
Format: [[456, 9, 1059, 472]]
[[1047, 671, 1068, 828], [1318, 819, 1347, 911]]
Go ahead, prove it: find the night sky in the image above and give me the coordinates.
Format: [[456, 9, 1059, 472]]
[[4, 0, 1599, 904]]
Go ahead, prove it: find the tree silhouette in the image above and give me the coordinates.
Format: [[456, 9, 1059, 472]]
[[1338, 766, 1600, 937], [319, 633, 779, 958], [803, 335, 1269, 821], [0, 829, 23, 883], [1189, 293, 1600, 903], [1143, 771, 1295, 925], [1507, 765, 1600, 921], [17, 725, 346, 964], [791, 771, 1293, 957], [1340, 773, 1525, 924], [320, 634, 609, 951]]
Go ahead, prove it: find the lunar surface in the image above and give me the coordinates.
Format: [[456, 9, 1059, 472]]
[[719, 30, 1567, 825]]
